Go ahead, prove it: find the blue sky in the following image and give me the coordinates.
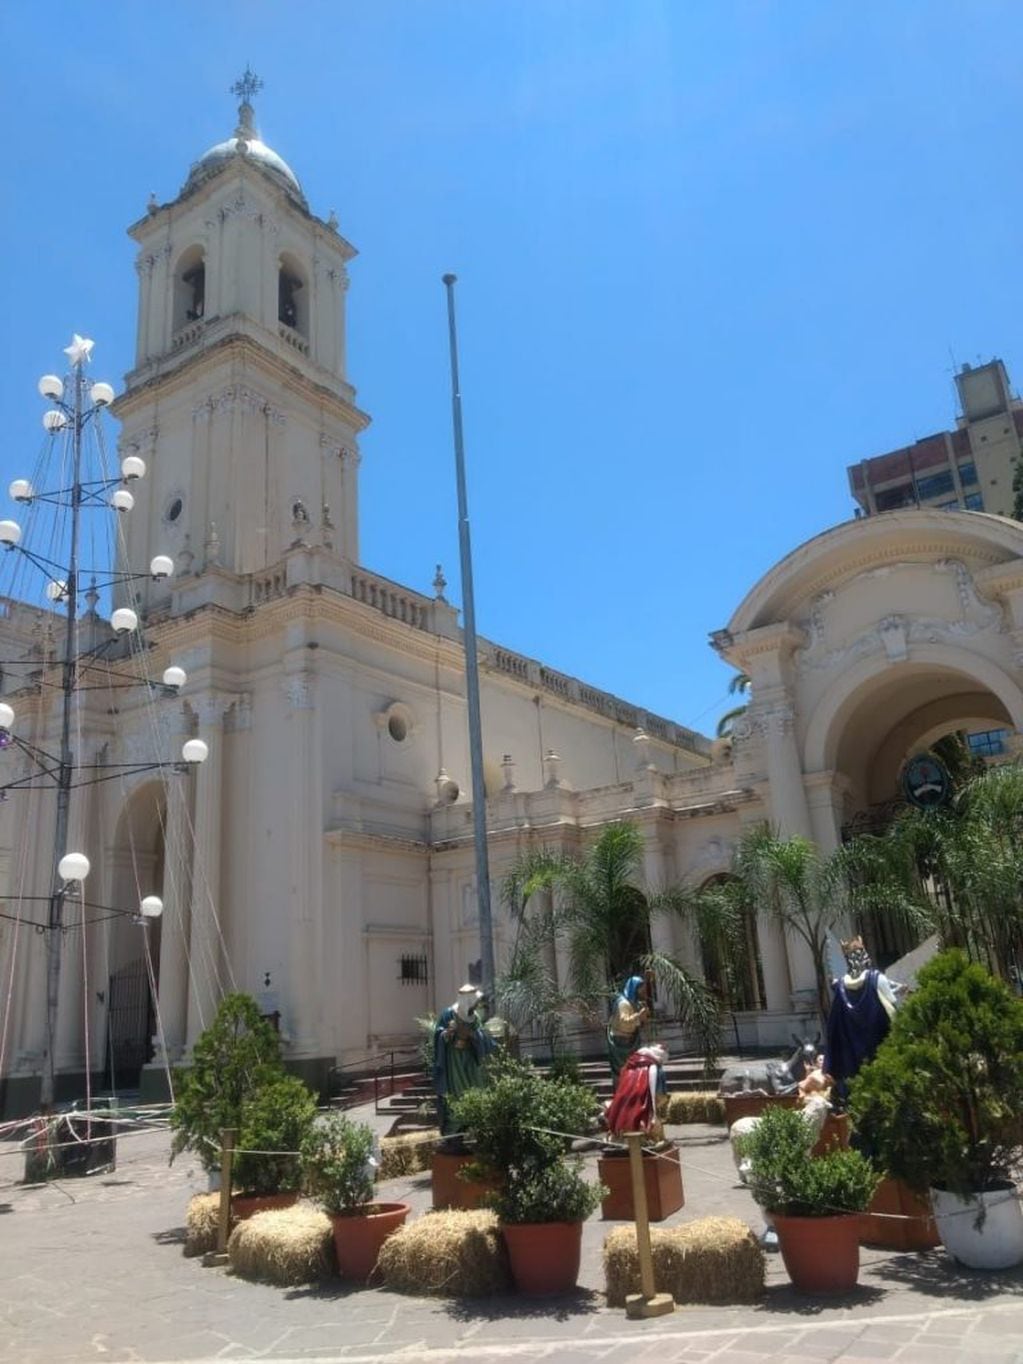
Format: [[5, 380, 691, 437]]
[[1, 1, 1021, 735]]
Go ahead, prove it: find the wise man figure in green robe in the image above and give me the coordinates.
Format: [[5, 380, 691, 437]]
[[432, 984, 495, 1139]]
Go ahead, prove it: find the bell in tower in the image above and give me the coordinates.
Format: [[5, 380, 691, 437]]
[[113, 69, 370, 591]]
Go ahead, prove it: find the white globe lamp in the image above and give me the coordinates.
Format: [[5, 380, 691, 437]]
[[59, 852, 90, 882], [0, 520, 22, 548], [0, 702, 14, 730], [90, 382, 115, 407], [8, 480, 33, 503], [121, 455, 146, 481], [150, 555, 174, 579], [43, 410, 68, 432], [140, 895, 163, 919], [45, 579, 67, 602], [38, 375, 64, 400], [162, 665, 186, 689], [181, 738, 209, 764], [111, 607, 138, 634], [111, 489, 135, 513]]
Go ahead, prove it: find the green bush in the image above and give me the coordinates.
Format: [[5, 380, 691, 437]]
[[547, 1053, 582, 1086], [234, 1075, 318, 1196], [451, 1053, 603, 1225], [302, 1111, 377, 1216], [491, 1158, 605, 1224], [740, 1104, 879, 1218], [450, 1051, 598, 1172], [170, 993, 283, 1173], [849, 949, 1023, 1198]]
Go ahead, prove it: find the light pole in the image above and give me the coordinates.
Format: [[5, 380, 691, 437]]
[[442, 274, 495, 1003]]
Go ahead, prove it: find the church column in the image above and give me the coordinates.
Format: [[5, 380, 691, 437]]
[[185, 695, 229, 1048], [282, 670, 324, 1057], [154, 770, 193, 1062], [753, 692, 821, 1009]]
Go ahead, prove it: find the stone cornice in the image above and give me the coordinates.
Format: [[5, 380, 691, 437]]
[[113, 327, 370, 434]]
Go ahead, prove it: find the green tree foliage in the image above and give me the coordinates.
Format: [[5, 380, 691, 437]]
[[301, 1110, 377, 1215], [234, 1074, 318, 1195], [849, 950, 1023, 1198], [738, 1104, 879, 1218], [498, 822, 720, 1059], [170, 993, 284, 1173], [450, 1052, 605, 1224], [715, 671, 751, 739]]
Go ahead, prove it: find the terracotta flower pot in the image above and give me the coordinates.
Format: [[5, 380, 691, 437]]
[[773, 1213, 861, 1294], [502, 1220, 583, 1294], [330, 1202, 410, 1281], [231, 1191, 299, 1222]]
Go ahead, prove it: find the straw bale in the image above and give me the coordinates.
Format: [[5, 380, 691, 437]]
[[184, 1192, 220, 1258], [376, 1209, 512, 1297], [379, 1128, 440, 1180], [227, 1204, 334, 1285], [663, 1091, 726, 1125], [603, 1216, 764, 1307]]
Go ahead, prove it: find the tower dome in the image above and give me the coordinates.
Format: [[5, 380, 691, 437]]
[[181, 69, 307, 208]]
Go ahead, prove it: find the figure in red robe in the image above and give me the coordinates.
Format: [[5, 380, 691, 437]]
[[604, 1045, 668, 1138]]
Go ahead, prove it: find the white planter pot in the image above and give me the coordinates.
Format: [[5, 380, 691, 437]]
[[931, 1185, 1023, 1270]]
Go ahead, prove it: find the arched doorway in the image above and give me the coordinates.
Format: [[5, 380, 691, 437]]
[[104, 782, 166, 1090]]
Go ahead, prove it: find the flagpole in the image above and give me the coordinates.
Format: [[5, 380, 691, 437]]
[[442, 274, 495, 1004]]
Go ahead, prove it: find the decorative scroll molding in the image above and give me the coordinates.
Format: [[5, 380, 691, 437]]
[[193, 385, 286, 425], [282, 673, 315, 711], [794, 559, 1003, 674]]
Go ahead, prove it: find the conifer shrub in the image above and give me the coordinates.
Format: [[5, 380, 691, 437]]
[[849, 949, 1023, 1198]]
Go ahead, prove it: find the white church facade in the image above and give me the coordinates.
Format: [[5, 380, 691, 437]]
[[3, 91, 1023, 1116]]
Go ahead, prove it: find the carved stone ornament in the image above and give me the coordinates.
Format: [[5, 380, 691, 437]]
[[283, 673, 314, 711], [795, 559, 1004, 673], [193, 385, 286, 425]]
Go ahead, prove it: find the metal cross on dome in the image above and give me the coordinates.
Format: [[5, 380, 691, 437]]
[[230, 66, 264, 105]]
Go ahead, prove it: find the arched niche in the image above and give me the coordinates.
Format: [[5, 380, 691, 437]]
[[172, 244, 205, 334], [278, 250, 309, 336]]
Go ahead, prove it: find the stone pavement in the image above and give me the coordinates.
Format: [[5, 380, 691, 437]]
[[1, 1106, 1021, 1364]]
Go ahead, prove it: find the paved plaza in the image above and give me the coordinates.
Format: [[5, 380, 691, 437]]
[[1, 1105, 1021, 1364]]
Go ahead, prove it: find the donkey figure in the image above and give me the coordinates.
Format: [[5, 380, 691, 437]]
[[718, 1034, 820, 1097]]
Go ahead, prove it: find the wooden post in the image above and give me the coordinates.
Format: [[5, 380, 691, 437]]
[[203, 1127, 236, 1267], [624, 1132, 674, 1319]]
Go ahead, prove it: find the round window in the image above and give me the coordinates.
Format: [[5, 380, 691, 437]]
[[388, 713, 408, 743], [165, 496, 184, 524]]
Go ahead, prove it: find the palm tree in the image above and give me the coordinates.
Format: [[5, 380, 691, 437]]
[[716, 672, 751, 739], [497, 822, 720, 1060], [732, 826, 853, 1021], [848, 762, 1023, 980]]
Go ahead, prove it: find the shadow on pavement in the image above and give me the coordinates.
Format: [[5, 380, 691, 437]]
[[151, 1226, 186, 1246], [874, 1251, 1023, 1300], [756, 1283, 885, 1316], [443, 1289, 603, 1324]]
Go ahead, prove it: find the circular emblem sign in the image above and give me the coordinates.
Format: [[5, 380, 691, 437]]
[[903, 754, 951, 810]]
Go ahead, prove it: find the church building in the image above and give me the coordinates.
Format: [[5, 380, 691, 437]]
[[3, 85, 1023, 1117]]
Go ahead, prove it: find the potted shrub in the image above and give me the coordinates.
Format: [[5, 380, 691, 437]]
[[170, 993, 283, 1184], [740, 1104, 879, 1293], [302, 1111, 409, 1281], [232, 1074, 318, 1219], [849, 949, 1023, 1270], [451, 1054, 605, 1294]]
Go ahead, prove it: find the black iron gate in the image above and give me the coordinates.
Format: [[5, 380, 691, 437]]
[[104, 956, 153, 1090]]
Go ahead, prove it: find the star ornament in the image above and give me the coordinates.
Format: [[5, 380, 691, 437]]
[[64, 334, 95, 366]]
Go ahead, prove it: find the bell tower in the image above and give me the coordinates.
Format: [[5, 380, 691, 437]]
[[114, 71, 369, 595]]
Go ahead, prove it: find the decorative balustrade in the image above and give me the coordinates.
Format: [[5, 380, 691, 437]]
[[171, 319, 204, 351], [250, 572, 288, 606], [278, 322, 310, 356], [349, 571, 430, 629]]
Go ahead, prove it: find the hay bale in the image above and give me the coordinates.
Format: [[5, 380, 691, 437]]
[[376, 1209, 512, 1297], [663, 1091, 726, 1125], [184, 1192, 220, 1258], [379, 1128, 440, 1180], [227, 1203, 334, 1285], [603, 1217, 764, 1307]]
